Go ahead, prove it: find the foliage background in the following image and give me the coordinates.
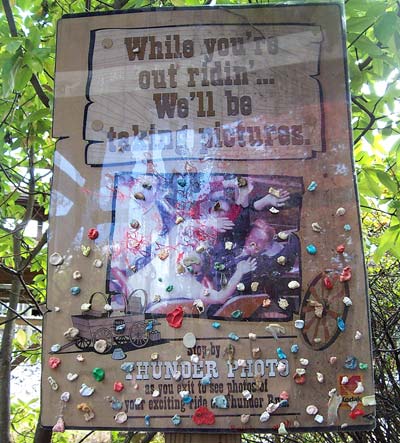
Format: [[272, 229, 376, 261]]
[[0, 0, 399, 442]]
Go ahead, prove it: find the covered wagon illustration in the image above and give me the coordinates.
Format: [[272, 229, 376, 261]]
[[69, 290, 161, 354]]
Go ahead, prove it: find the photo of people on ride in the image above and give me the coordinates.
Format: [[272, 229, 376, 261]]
[[108, 172, 303, 321]]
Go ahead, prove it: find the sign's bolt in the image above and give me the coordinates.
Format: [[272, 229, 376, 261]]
[[102, 38, 113, 49], [91, 120, 104, 131]]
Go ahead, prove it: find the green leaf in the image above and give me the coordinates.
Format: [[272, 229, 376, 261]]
[[21, 108, 50, 127], [170, 0, 202, 5], [381, 127, 392, 136], [28, 27, 41, 48], [33, 273, 46, 282], [15, 329, 27, 347], [16, 0, 32, 10], [361, 168, 383, 198], [374, 225, 397, 261], [22, 53, 43, 73], [375, 170, 397, 194], [394, 31, 400, 52], [1, 55, 21, 97], [374, 12, 398, 44], [347, 16, 375, 33], [31, 47, 52, 60], [372, 58, 384, 77], [14, 65, 32, 91], [365, 2, 387, 19], [120, 0, 143, 8], [5, 37, 24, 53], [355, 36, 382, 57], [346, 0, 377, 14], [359, 193, 369, 208]]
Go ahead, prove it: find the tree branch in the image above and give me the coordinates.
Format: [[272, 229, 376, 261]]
[[17, 275, 46, 314], [33, 424, 52, 443], [0, 300, 42, 333], [1, 0, 50, 108], [30, 76, 50, 109], [95, 0, 114, 8], [359, 55, 373, 71], [0, 304, 31, 326], [347, 22, 375, 49], [360, 205, 395, 216], [0, 162, 42, 197], [124, 432, 136, 443], [352, 96, 377, 145], [1, 0, 17, 35], [113, 0, 130, 9], [77, 431, 95, 443], [375, 346, 400, 354], [0, 263, 19, 276], [141, 432, 157, 443], [17, 144, 36, 234], [18, 230, 47, 272], [11, 344, 40, 371], [0, 93, 19, 129]]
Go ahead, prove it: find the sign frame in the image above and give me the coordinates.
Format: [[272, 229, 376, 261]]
[[42, 3, 375, 434]]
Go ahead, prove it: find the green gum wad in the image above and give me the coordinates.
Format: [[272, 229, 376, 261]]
[[92, 367, 105, 381], [231, 310, 243, 319]]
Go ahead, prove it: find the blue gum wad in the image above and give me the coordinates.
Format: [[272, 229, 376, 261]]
[[228, 332, 239, 341], [121, 362, 135, 373], [344, 356, 358, 370], [146, 321, 153, 331], [231, 310, 243, 319], [201, 375, 211, 385], [70, 286, 81, 296], [306, 244, 317, 255], [172, 414, 181, 425], [111, 397, 123, 411], [276, 347, 287, 359], [212, 395, 228, 408], [182, 395, 193, 404], [337, 317, 346, 331], [307, 181, 318, 191]]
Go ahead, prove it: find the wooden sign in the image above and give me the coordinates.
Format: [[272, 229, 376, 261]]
[[42, 4, 375, 434]]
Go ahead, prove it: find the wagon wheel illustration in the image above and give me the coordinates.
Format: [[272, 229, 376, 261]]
[[130, 322, 149, 348], [93, 327, 114, 353], [75, 336, 92, 350], [300, 272, 350, 351]]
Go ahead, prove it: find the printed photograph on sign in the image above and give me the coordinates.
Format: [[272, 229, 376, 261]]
[[107, 173, 303, 320]]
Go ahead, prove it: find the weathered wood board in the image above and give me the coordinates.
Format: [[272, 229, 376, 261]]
[[42, 4, 375, 434]]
